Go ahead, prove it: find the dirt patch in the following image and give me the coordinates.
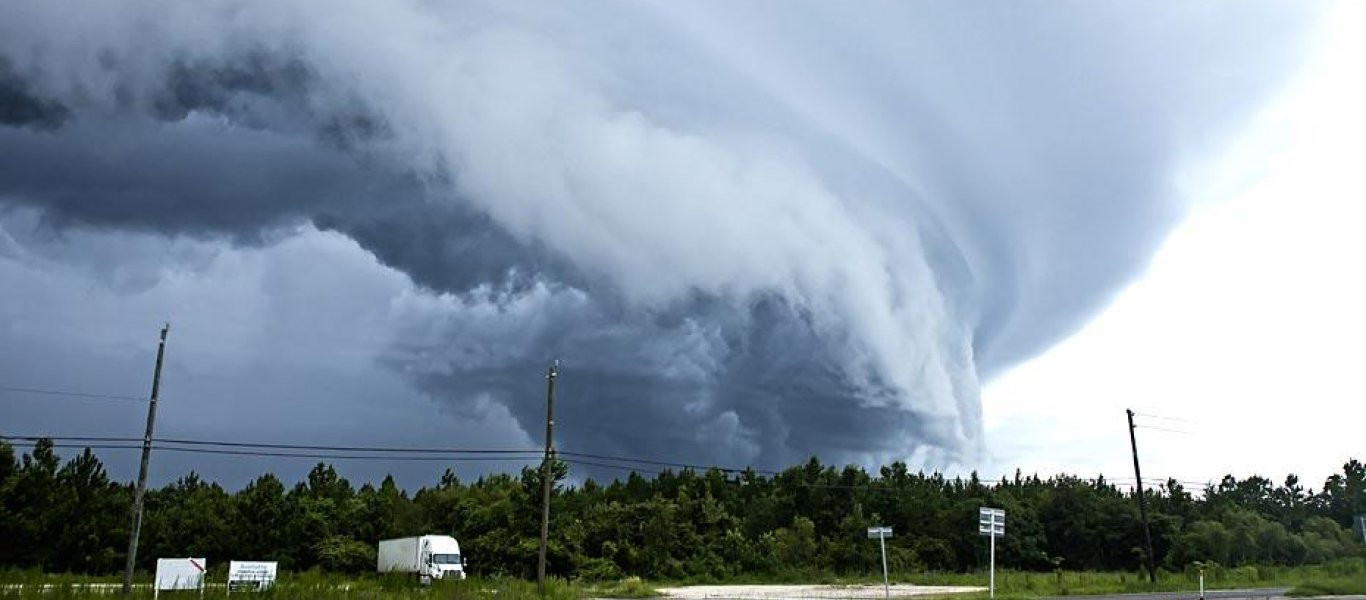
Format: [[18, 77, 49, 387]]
[[655, 584, 984, 599]]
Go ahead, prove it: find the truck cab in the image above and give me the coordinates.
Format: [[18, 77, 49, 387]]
[[422, 535, 466, 580]]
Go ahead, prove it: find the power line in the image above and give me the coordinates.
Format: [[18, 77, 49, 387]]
[[558, 450, 778, 476], [1, 434, 771, 471], [1131, 412, 1199, 425], [1134, 424, 1193, 435], [0, 433, 1215, 489], [2, 442, 142, 451], [561, 457, 660, 473], [0, 441, 1223, 489], [154, 446, 542, 462], [1, 440, 543, 462], [158, 437, 542, 455], [0, 384, 147, 403], [0, 434, 542, 455]]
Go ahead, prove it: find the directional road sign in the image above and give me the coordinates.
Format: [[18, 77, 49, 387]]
[[979, 508, 1005, 598], [978, 507, 1005, 538]]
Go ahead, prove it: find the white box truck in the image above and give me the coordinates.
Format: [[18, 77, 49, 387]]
[[377, 535, 466, 581]]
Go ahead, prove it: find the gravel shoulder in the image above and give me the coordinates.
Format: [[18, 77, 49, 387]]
[[655, 583, 984, 599]]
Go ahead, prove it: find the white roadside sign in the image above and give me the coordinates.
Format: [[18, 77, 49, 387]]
[[155, 558, 207, 597], [227, 561, 278, 592]]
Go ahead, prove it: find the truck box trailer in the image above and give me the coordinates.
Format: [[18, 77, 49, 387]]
[[377, 535, 466, 580]]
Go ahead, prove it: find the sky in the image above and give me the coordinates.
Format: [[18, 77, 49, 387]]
[[0, 1, 1359, 491], [983, 0, 1366, 490]]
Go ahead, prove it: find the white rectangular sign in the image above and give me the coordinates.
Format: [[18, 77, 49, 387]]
[[155, 558, 207, 591], [866, 526, 893, 539], [228, 561, 278, 591], [978, 507, 1005, 538]]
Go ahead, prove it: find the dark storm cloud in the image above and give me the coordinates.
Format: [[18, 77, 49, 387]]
[[0, 42, 538, 292], [392, 291, 960, 469], [1, 119, 382, 239], [149, 53, 311, 123], [0, 59, 69, 130], [0, 0, 1323, 475]]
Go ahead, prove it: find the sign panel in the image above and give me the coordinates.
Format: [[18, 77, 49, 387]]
[[866, 526, 893, 539], [978, 507, 1006, 538], [1354, 515, 1366, 544], [155, 558, 207, 591], [228, 561, 278, 591]]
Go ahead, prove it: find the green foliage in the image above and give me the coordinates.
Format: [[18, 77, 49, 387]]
[[575, 557, 624, 581], [0, 439, 1362, 583], [0, 572, 652, 599], [585, 575, 658, 598], [314, 536, 375, 572]]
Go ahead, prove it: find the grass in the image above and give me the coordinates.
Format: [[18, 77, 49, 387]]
[[1287, 578, 1366, 597], [906, 562, 1366, 597], [1283, 558, 1366, 596], [0, 571, 656, 599]]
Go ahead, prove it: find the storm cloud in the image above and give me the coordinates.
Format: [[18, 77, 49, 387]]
[[0, 1, 1319, 478]]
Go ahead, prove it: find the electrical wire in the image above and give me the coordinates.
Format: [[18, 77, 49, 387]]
[[1, 439, 544, 462], [557, 450, 778, 476], [0, 384, 147, 403], [153, 446, 542, 462], [1134, 424, 1193, 435], [0, 433, 1214, 489], [1131, 412, 1199, 425], [0, 434, 542, 455], [157, 437, 542, 455]]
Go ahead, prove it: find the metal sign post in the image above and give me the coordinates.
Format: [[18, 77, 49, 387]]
[[867, 526, 893, 600], [978, 508, 1005, 598]]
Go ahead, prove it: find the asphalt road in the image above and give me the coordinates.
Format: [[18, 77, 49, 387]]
[[1046, 588, 1291, 600], [656, 583, 984, 599]]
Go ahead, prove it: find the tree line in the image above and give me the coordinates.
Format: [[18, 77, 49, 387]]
[[1, 439, 1363, 580]]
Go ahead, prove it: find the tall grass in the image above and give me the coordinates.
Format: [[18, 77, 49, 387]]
[[910, 558, 1366, 596], [0, 572, 648, 599]]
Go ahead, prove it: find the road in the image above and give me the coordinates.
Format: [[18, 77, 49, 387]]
[[1046, 588, 1291, 600], [651, 585, 1302, 600], [655, 584, 984, 599]]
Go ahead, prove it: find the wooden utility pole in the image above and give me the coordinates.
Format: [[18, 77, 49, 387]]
[[123, 324, 169, 594], [1126, 409, 1157, 584], [537, 360, 558, 595]]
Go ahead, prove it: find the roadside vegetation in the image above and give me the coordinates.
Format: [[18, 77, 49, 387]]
[[0, 572, 646, 599]]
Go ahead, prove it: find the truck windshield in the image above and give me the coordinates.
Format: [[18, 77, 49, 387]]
[[432, 554, 461, 566]]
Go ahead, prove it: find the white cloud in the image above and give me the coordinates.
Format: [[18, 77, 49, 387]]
[[983, 0, 1366, 488]]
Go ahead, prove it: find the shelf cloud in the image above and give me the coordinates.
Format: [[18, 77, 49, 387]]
[[0, 1, 1317, 474]]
